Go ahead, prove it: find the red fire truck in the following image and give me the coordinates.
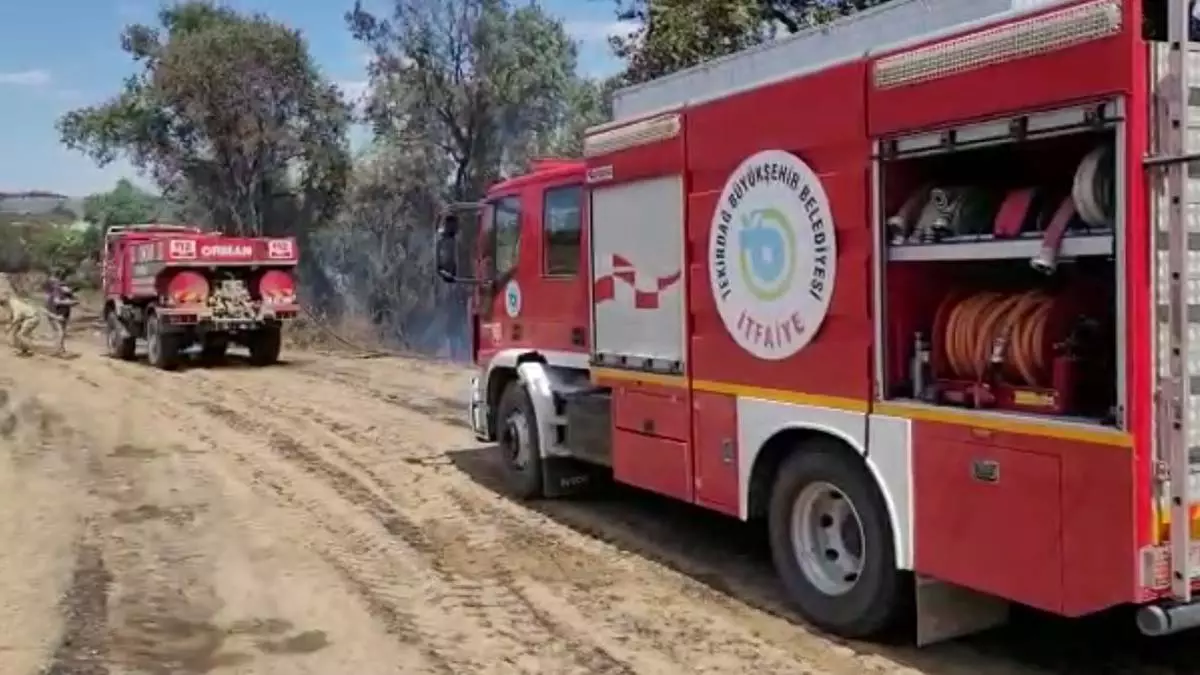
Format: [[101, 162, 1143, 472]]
[[435, 0, 1200, 644]]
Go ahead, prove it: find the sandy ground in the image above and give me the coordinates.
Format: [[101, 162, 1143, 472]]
[[0, 331, 1199, 674]]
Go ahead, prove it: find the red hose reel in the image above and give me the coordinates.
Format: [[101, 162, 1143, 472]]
[[929, 285, 1103, 415]]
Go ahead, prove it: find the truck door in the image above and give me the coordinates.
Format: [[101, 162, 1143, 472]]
[[476, 194, 522, 366], [480, 181, 589, 361], [526, 180, 587, 353]]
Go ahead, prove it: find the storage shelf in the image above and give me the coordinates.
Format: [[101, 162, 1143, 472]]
[[879, 398, 1113, 430], [888, 232, 1113, 262]]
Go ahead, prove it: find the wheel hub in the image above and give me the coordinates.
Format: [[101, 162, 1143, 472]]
[[790, 481, 866, 597], [502, 413, 532, 471]]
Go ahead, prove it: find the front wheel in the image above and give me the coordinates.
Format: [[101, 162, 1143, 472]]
[[768, 440, 904, 639], [494, 381, 544, 500]]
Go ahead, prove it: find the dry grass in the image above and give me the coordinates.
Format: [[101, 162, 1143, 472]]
[[285, 309, 386, 354]]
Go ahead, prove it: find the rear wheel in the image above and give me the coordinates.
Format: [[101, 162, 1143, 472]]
[[104, 311, 136, 361], [768, 439, 903, 639], [145, 312, 179, 371], [247, 324, 282, 366], [495, 381, 544, 499]]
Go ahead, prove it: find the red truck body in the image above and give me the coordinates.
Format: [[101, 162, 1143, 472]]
[[438, 0, 1200, 645], [101, 223, 299, 368]]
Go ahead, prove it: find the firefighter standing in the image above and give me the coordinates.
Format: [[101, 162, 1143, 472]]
[[44, 274, 77, 356], [0, 274, 42, 356]]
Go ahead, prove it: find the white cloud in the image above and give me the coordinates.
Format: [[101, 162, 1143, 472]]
[[565, 19, 638, 44], [0, 69, 51, 87]]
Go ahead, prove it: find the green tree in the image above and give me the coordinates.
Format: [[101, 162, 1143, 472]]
[[82, 178, 165, 229], [347, 0, 590, 198], [336, 0, 594, 356], [610, 0, 896, 84], [57, 1, 351, 237]]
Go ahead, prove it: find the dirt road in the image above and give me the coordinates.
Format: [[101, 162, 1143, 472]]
[[0, 339, 1198, 674]]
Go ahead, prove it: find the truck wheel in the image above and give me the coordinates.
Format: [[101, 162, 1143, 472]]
[[247, 325, 282, 366], [768, 440, 903, 639], [145, 313, 180, 371], [494, 381, 544, 499], [104, 312, 136, 361]]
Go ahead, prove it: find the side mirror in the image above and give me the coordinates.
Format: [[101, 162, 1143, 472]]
[[435, 213, 459, 282]]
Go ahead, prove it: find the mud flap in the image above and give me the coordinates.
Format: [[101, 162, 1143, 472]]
[[541, 457, 605, 498], [915, 575, 1010, 646]]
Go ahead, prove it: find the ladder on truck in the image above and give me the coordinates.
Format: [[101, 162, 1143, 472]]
[[1158, 0, 1199, 602]]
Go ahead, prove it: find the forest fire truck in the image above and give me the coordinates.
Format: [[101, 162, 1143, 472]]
[[101, 224, 299, 369], [434, 0, 1200, 644]]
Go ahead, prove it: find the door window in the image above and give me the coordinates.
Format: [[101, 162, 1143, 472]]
[[493, 196, 521, 277], [543, 185, 582, 276]]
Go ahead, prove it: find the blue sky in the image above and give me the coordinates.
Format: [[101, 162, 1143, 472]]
[[0, 0, 628, 196]]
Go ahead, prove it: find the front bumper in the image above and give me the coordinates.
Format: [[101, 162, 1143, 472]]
[[468, 375, 491, 442]]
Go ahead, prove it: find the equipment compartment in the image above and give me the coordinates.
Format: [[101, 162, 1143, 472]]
[[877, 101, 1120, 425]]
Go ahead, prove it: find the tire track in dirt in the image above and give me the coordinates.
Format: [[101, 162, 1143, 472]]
[[95, 361, 502, 672], [48, 349, 1200, 674], [10, 374, 253, 675], [41, 535, 112, 675], [1, 390, 114, 675], [192, 398, 641, 675], [179, 369, 914, 675], [87, 364, 483, 672], [8, 356, 438, 674], [90, 357, 644, 674], [286, 360, 469, 428]]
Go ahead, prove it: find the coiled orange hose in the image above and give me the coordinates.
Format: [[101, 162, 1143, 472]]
[[935, 290, 1055, 388]]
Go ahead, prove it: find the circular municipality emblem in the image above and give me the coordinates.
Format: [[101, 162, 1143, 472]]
[[504, 279, 522, 318], [708, 149, 837, 360]]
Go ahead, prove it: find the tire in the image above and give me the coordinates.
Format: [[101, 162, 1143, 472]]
[[494, 380, 544, 500], [145, 312, 180, 371], [247, 325, 282, 366], [767, 439, 903, 639], [104, 311, 136, 361]]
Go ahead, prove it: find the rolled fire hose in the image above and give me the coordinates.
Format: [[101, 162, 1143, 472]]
[[885, 141, 1114, 254], [993, 187, 1038, 238], [1029, 143, 1113, 272], [1071, 144, 1114, 229], [936, 290, 1054, 389]]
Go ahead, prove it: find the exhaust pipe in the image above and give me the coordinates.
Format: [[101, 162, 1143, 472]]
[[1136, 602, 1200, 636]]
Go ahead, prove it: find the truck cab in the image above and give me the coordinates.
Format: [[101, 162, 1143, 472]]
[[469, 159, 589, 370], [438, 160, 596, 453]]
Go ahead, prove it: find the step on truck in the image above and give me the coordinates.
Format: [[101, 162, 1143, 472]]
[[102, 224, 300, 369], [434, 0, 1200, 645]]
